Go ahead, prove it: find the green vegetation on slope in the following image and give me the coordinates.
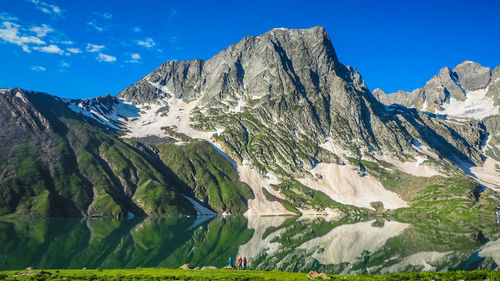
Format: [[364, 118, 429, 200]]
[[0, 93, 195, 218], [157, 141, 254, 214]]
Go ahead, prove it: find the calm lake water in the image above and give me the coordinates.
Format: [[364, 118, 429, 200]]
[[0, 216, 499, 273]]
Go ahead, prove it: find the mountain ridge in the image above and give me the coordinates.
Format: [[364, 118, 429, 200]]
[[1, 26, 499, 218]]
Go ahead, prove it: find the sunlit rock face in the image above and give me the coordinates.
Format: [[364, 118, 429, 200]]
[[1, 27, 499, 218]]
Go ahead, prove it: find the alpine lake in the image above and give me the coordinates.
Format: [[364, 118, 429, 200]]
[[0, 215, 499, 274]]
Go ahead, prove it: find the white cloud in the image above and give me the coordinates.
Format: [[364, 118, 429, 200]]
[[66, 47, 81, 54], [33, 44, 63, 55], [97, 53, 116, 62], [31, 65, 46, 72], [61, 40, 73, 45], [0, 12, 18, 21], [86, 43, 104, 52], [127, 53, 141, 63], [87, 21, 104, 32], [30, 24, 53, 37], [132, 26, 141, 33], [0, 21, 46, 46], [60, 61, 70, 67], [137, 37, 156, 48], [22, 45, 31, 53], [28, 0, 63, 17]]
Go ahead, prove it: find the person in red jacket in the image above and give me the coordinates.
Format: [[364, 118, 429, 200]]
[[237, 256, 242, 269], [243, 257, 248, 270]]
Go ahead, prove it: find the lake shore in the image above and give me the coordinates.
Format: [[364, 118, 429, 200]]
[[0, 268, 499, 280]]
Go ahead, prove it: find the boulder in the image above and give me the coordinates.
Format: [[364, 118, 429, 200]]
[[201, 266, 217, 270], [307, 271, 331, 279], [179, 264, 194, 270]]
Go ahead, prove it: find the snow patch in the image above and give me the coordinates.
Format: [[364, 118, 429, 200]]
[[229, 98, 246, 113], [470, 156, 500, 192], [208, 142, 238, 169], [68, 102, 121, 130], [183, 195, 216, 215], [124, 95, 217, 141], [412, 140, 440, 160], [319, 138, 353, 159], [439, 88, 499, 120], [146, 79, 170, 94], [299, 162, 409, 210], [239, 165, 295, 216], [375, 153, 443, 177], [15, 91, 28, 103]]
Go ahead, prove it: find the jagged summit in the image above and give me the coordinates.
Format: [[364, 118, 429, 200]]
[[373, 60, 499, 118], [118, 26, 346, 105]]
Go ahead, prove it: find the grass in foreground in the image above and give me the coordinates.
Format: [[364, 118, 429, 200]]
[[0, 268, 499, 281]]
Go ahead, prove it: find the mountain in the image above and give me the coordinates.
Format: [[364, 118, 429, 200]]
[[373, 60, 500, 188], [1, 26, 499, 218]]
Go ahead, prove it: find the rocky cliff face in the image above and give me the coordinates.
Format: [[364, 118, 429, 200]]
[[373, 61, 499, 114], [1, 27, 499, 218], [373, 60, 500, 189]]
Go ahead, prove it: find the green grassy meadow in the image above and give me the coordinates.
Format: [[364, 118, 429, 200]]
[[0, 268, 499, 281]]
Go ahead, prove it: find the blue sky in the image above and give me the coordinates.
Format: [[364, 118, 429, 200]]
[[1, 0, 499, 99]]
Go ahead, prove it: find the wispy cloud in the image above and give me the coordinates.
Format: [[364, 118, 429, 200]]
[[132, 26, 142, 33], [87, 20, 104, 32], [28, 0, 63, 18], [1, 12, 81, 57], [126, 53, 141, 63], [33, 44, 64, 55], [67, 47, 81, 54], [97, 53, 116, 62], [31, 65, 46, 72], [92, 12, 112, 20], [86, 43, 105, 52], [137, 37, 156, 48], [60, 61, 70, 67], [30, 24, 53, 37], [0, 21, 46, 52], [0, 12, 18, 21]]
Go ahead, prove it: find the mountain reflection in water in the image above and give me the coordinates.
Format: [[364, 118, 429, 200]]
[[0, 216, 498, 273]]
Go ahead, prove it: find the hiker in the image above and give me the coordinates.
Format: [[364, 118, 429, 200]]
[[243, 257, 247, 269], [228, 257, 232, 268], [237, 256, 242, 269]]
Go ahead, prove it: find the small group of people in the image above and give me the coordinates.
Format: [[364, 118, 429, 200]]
[[228, 256, 247, 269]]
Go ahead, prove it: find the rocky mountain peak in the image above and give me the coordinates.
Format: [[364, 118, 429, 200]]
[[118, 26, 347, 105], [452, 60, 491, 91]]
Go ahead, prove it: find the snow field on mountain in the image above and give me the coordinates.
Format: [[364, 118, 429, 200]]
[[299, 163, 409, 210], [439, 88, 499, 119], [238, 164, 296, 216]]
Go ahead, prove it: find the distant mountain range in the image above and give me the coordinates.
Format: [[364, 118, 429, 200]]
[[1, 26, 498, 218]]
